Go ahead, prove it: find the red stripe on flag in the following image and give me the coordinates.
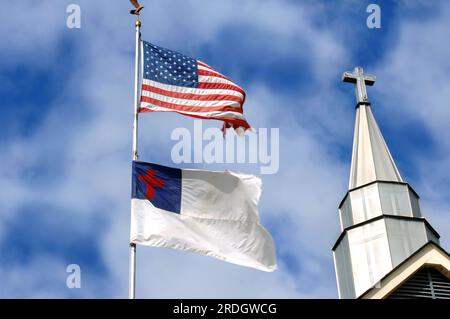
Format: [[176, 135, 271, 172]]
[[197, 69, 231, 82], [197, 61, 213, 69], [197, 82, 245, 97], [141, 84, 243, 103], [140, 96, 243, 114], [139, 107, 251, 130]]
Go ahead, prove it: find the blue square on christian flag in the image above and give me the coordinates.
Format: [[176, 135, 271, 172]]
[[132, 161, 182, 214]]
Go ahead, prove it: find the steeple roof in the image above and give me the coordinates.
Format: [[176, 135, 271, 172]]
[[349, 103, 403, 189]]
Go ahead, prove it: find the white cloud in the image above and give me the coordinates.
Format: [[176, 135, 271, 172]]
[[2, 0, 450, 299]]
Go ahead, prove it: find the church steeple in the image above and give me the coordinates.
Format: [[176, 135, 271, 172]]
[[332, 67, 441, 299]]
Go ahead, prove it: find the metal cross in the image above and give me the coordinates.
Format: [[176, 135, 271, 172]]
[[342, 67, 376, 103]]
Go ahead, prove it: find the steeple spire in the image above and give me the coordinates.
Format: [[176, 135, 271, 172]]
[[342, 67, 403, 189]]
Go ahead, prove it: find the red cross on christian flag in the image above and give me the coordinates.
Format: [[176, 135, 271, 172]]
[[132, 161, 182, 214], [138, 169, 165, 200]]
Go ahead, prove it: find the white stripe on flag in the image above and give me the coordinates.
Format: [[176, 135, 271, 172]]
[[139, 103, 246, 119], [198, 75, 242, 87], [141, 91, 242, 108], [142, 79, 244, 99]]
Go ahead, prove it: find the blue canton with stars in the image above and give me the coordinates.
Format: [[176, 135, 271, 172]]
[[143, 41, 199, 88]]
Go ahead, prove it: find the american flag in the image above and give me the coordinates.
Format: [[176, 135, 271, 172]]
[[139, 41, 250, 131]]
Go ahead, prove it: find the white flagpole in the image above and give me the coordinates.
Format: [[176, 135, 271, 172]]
[[129, 14, 141, 300]]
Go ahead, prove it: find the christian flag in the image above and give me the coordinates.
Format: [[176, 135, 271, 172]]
[[139, 41, 250, 132], [130, 161, 277, 272]]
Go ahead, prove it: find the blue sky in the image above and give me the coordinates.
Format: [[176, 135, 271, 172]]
[[1, 0, 450, 298]]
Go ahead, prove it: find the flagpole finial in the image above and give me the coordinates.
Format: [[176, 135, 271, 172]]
[[130, 0, 144, 16]]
